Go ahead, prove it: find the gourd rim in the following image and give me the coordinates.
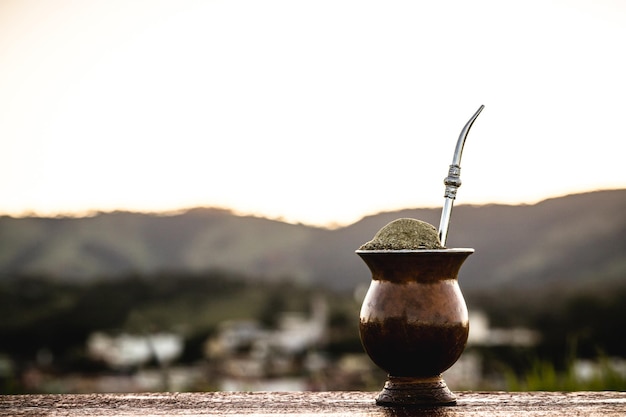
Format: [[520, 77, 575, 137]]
[[355, 248, 474, 254]]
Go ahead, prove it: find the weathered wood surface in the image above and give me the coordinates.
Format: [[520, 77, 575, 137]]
[[1, 391, 626, 416]]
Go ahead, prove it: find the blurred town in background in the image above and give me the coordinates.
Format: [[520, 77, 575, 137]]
[[1, 190, 625, 394]]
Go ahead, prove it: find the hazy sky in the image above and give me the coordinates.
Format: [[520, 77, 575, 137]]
[[1, 0, 625, 226]]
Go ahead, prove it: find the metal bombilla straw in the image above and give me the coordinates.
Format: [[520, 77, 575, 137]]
[[438, 105, 485, 246]]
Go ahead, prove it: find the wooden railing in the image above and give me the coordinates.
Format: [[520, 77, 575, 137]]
[[2, 391, 626, 416]]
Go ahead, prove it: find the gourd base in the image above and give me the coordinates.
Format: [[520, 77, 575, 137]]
[[375, 375, 456, 407]]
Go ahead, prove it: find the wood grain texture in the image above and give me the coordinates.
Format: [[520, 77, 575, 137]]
[[2, 391, 626, 416]]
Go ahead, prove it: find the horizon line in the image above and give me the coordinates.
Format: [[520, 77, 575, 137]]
[[1, 188, 622, 228]]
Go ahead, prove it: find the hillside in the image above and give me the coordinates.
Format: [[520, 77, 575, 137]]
[[314, 189, 626, 292], [1, 190, 625, 292]]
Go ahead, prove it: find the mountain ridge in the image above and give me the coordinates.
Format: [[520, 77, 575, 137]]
[[1, 189, 624, 292]]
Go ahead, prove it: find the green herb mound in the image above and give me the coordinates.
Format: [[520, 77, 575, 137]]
[[359, 218, 444, 250]]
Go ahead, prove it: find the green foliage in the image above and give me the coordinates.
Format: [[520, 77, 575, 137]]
[[531, 288, 626, 370], [0, 271, 364, 368], [503, 337, 626, 391], [465, 286, 626, 392], [505, 354, 626, 391], [467, 286, 626, 368], [4, 266, 625, 393], [0, 271, 248, 359]]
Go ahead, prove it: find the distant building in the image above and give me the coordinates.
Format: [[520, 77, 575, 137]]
[[87, 332, 183, 369], [207, 296, 327, 359], [467, 311, 540, 347], [205, 295, 328, 388]]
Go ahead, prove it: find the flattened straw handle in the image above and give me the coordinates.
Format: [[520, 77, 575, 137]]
[[438, 105, 484, 246]]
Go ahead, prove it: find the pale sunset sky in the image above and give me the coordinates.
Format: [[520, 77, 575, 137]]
[[1, 0, 625, 227]]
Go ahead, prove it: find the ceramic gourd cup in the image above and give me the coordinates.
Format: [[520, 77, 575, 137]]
[[357, 248, 473, 406]]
